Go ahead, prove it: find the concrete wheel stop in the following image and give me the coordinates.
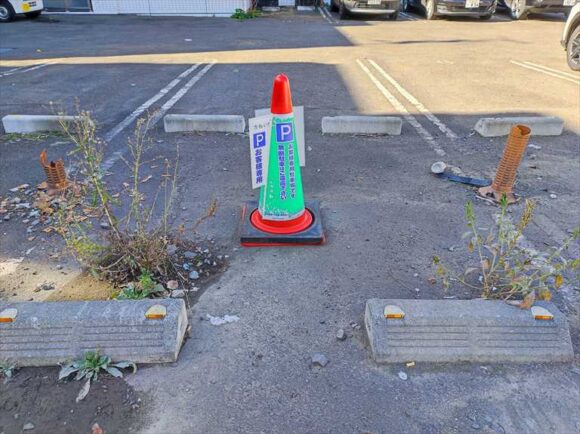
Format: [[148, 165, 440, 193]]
[[0, 299, 188, 367], [365, 299, 573, 363]]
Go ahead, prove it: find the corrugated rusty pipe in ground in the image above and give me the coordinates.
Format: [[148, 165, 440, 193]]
[[478, 124, 531, 204], [40, 149, 69, 195]]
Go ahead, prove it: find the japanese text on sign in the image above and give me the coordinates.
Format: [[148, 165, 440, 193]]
[[249, 116, 272, 189]]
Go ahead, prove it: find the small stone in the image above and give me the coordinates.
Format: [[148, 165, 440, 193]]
[[23, 423, 35, 431], [56, 265, 63, 270], [3, 214, 10, 221], [182, 263, 190, 271], [414, 288, 420, 293], [189, 270, 199, 280], [10, 197, 22, 204], [170, 289, 186, 298], [99, 221, 110, 229], [570, 367, 580, 376], [184, 251, 195, 259], [398, 371, 408, 380], [336, 329, 347, 341], [167, 280, 179, 290], [311, 353, 329, 367], [549, 193, 557, 199], [471, 423, 481, 430], [166, 244, 178, 256], [413, 273, 419, 278], [15, 203, 30, 209], [528, 144, 542, 150]]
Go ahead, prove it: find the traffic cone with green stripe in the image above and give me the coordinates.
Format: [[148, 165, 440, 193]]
[[240, 74, 324, 246]]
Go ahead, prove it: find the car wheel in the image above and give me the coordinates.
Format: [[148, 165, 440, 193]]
[[567, 27, 580, 71], [25, 11, 42, 19], [330, 0, 339, 12], [425, 0, 437, 19], [508, 0, 527, 20], [479, 13, 493, 19], [0, 1, 15, 22], [339, 1, 348, 19], [401, 0, 409, 12]]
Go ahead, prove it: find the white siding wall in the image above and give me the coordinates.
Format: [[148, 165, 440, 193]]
[[92, 0, 252, 15]]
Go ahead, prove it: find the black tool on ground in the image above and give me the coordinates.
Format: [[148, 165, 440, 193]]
[[430, 162, 491, 188]]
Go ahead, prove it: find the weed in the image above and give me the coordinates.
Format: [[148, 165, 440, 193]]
[[115, 271, 165, 300], [0, 362, 16, 379], [434, 197, 580, 306], [59, 350, 136, 402], [54, 110, 218, 291], [231, 7, 261, 19]]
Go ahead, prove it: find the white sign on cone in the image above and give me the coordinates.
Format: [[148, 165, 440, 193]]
[[249, 115, 272, 189]]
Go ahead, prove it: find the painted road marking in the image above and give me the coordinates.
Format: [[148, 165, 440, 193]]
[[520, 61, 579, 80], [319, 6, 337, 24], [357, 58, 446, 156], [368, 59, 458, 139], [101, 62, 215, 171], [400, 12, 420, 21], [0, 62, 52, 77], [511, 60, 580, 85]]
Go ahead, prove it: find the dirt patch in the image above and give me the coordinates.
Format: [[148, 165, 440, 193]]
[[0, 367, 147, 434], [45, 272, 116, 302]]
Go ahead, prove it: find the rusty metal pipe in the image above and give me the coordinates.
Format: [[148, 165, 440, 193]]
[[478, 124, 531, 204], [40, 149, 69, 195]]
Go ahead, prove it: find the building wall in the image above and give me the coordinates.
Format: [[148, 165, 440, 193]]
[[91, 0, 252, 15]]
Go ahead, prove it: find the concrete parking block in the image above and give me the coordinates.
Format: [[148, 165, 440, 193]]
[[2, 115, 83, 134], [474, 117, 564, 137], [0, 299, 188, 367], [321, 116, 402, 135], [365, 299, 573, 363], [164, 114, 245, 133]]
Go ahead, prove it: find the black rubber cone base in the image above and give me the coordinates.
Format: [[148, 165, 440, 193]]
[[240, 200, 325, 247]]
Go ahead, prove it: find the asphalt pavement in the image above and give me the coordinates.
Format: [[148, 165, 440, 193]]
[[1, 9, 579, 434]]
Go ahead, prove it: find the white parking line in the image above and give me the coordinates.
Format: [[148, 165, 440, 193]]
[[0, 62, 52, 77], [319, 6, 337, 24], [356, 59, 446, 156], [101, 62, 215, 171], [400, 12, 420, 21], [511, 60, 580, 85], [368, 59, 458, 139], [521, 61, 579, 80], [103, 63, 202, 143]]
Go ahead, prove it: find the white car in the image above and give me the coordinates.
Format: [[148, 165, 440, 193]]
[[0, 0, 43, 22], [562, 3, 580, 70]]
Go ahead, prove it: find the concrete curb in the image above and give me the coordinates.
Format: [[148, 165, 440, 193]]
[[321, 116, 402, 135], [164, 114, 246, 133], [365, 299, 573, 363], [2, 115, 84, 134], [0, 299, 188, 366], [474, 117, 564, 137]]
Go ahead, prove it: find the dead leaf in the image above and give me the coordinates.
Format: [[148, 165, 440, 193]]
[[519, 292, 536, 310], [37, 181, 48, 190], [27, 236, 36, 242], [428, 277, 437, 285], [538, 289, 552, 301], [76, 378, 91, 403], [92, 423, 104, 434], [42, 227, 54, 234], [555, 275, 563, 289]]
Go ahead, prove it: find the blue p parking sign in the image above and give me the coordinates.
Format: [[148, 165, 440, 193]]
[[276, 122, 294, 143], [253, 131, 267, 149]]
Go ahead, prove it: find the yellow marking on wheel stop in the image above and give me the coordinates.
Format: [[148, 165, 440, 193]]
[[145, 305, 167, 320], [0, 308, 18, 323], [384, 305, 405, 319], [531, 306, 554, 321]]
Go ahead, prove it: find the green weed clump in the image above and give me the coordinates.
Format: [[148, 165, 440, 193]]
[[231, 8, 261, 20], [434, 196, 579, 307]]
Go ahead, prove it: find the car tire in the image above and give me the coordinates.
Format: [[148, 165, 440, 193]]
[[25, 11, 42, 19], [479, 13, 493, 19], [425, 0, 437, 19], [508, 0, 527, 20], [0, 1, 15, 22], [339, 1, 348, 19], [401, 0, 409, 12], [567, 26, 580, 71], [330, 0, 339, 12]]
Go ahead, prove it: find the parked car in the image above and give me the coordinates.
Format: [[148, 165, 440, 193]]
[[330, 0, 401, 20], [562, 3, 580, 70], [0, 0, 43, 22], [499, 0, 577, 20], [401, 0, 497, 19]]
